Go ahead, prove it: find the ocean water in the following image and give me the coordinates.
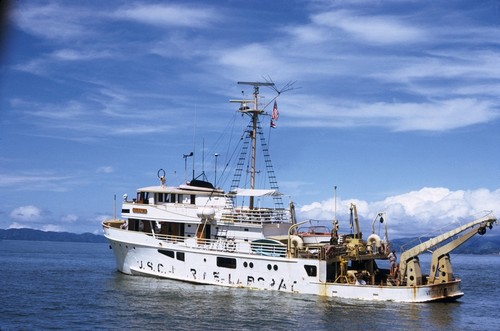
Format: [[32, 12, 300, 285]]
[[1, 240, 499, 331]]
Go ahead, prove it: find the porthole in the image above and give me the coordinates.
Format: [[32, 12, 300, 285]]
[[243, 262, 248, 268], [267, 264, 272, 270], [273, 265, 278, 271], [249, 262, 254, 268]]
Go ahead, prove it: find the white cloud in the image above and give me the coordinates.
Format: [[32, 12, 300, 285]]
[[366, 98, 499, 132], [282, 95, 499, 131], [51, 49, 113, 61], [0, 172, 75, 192], [288, 25, 330, 44], [312, 10, 426, 44], [41, 224, 65, 232], [299, 187, 500, 237], [61, 214, 78, 223], [112, 4, 218, 28], [9, 205, 43, 222], [94, 214, 111, 224], [96, 166, 114, 174], [218, 43, 280, 72], [24, 100, 86, 120], [12, 3, 92, 41], [8, 222, 30, 229]]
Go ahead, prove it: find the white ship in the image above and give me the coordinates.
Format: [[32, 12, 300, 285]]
[[103, 81, 497, 302]]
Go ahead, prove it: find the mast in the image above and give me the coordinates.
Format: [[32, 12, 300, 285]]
[[230, 81, 274, 209]]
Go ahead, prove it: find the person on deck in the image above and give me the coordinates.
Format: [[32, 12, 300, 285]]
[[389, 250, 397, 276]]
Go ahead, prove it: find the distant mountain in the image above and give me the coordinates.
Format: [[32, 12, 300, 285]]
[[389, 235, 500, 255], [0, 228, 107, 243], [1, 228, 499, 253]]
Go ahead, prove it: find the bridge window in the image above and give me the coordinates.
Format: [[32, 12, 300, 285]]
[[137, 192, 149, 203]]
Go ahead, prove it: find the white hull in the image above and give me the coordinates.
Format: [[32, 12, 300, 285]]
[[104, 226, 463, 303], [102, 82, 495, 304]]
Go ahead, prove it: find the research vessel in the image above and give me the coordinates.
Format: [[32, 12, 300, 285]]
[[103, 81, 497, 302]]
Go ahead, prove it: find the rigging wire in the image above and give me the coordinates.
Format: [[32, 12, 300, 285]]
[[202, 80, 297, 191]]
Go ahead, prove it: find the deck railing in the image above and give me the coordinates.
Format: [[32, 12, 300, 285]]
[[104, 222, 288, 257], [220, 208, 289, 224]]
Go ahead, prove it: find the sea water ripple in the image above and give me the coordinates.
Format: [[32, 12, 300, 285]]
[[0, 240, 499, 330]]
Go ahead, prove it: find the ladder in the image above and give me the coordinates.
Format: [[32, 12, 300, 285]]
[[229, 119, 285, 210]]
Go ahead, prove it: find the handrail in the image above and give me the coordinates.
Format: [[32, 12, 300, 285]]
[[221, 208, 289, 224], [105, 222, 288, 257]]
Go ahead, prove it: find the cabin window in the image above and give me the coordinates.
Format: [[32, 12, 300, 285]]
[[176, 252, 185, 261], [190, 195, 195, 204], [128, 219, 139, 231], [157, 193, 164, 203], [136, 192, 150, 204], [159, 250, 176, 258], [304, 265, 317, 277], [216, 257, 237, 269], [178, 194, 184, 203]]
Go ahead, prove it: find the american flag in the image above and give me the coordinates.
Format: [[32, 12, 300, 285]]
[[270, 100, 279, 128]]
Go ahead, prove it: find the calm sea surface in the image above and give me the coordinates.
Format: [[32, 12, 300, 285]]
[[0, 240, 499, 330]]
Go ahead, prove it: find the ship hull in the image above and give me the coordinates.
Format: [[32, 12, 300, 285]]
[[104, 226, 463, 303]]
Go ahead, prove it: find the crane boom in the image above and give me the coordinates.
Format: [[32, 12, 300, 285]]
[[398, 213, 497, 284], [427, 226, 478, 284]]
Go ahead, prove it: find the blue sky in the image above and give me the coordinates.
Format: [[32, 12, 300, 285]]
[[1, 0, 499, 237]]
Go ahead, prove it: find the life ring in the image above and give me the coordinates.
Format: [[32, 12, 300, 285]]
[[290, 235, 304, 249], [157, 169, 166, 186], [367, 233, 382, 248], [226, 241, 236, 252]]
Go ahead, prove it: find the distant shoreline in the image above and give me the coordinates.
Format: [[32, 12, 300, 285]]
[[0, 228, 107, 243], [1, 228, 498, 253]]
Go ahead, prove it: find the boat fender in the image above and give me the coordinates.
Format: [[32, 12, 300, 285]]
[[381, 242, 390, 255], [196, 208, 215, 220], [367, 234, 382, 248], [290, 235, 304, 249]]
